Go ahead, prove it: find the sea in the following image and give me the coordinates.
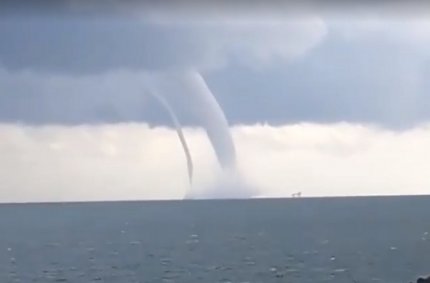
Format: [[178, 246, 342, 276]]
[[0, 195, 429, 283]]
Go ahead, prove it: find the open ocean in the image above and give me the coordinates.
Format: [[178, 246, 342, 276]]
[[0, 196, 429, 283]]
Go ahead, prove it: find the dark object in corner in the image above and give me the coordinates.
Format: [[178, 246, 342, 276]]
[[416, 276, 430, 283]]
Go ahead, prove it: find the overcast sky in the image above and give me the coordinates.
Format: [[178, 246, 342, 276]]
[[1, 2, 430, 201], [1, 2, 429, 128]]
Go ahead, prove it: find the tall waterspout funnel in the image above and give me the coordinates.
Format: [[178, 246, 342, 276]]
[[175, 70, 237, 172], [152, 70, 257, 199]]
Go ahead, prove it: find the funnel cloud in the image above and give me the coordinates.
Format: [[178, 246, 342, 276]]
[[149, 91, 193, 185], [175, 70, 236, 171], [154, 70, 256, 199]]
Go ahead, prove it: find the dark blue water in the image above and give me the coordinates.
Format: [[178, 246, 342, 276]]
[[0, 196, 429, 283]]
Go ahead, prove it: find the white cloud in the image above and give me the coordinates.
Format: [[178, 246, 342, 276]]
[[235, 123, 430, 197], [1, 122, 430, 203], [331, 18, 430, 52]]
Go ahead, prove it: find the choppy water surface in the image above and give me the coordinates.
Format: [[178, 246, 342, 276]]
[[0, 196, 429, 283]]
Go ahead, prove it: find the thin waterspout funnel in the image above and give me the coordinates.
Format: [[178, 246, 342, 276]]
[[149, 91, 193, 185]]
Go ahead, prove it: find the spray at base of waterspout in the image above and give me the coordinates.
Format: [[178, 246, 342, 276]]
[[184, 167, 259, 200]]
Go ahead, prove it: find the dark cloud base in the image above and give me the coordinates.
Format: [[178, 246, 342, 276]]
[[1, 0, 430, 17], [1, 4, 429, 129], [0, 18, 214, 73]]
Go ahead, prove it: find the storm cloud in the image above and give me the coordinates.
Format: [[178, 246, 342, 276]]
[[1, 1, 430, 128], [1, 3, 430, 201], [1, 16, 429, 128]]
